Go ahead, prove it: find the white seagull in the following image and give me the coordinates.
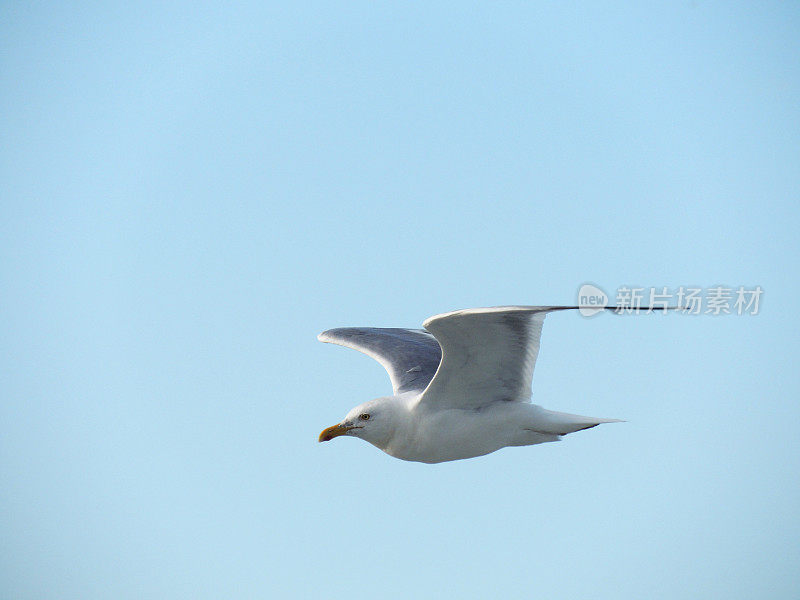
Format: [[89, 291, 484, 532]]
[[318, 305, 662, 463]]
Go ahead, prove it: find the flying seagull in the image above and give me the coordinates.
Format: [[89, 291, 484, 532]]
[[318, 305, 668, 463]]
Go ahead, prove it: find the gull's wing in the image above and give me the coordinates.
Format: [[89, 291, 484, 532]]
[[317, 327, 442, 395], [418, 306, 579, 410]]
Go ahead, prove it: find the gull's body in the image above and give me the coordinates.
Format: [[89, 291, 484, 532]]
[[318, 306, 637, 463], [379, 397, 575, 463]]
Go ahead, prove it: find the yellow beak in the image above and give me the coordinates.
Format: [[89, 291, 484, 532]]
[[318, 423, 354, 442]]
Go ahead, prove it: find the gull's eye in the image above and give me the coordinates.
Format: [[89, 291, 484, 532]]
[[359, 413, 370, 421]]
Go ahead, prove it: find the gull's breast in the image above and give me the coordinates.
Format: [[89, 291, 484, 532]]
[[385, 404, 527, 463]]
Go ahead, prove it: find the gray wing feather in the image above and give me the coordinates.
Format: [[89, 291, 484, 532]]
[[317, 327, 442, 394], [419, 306, 566, 410]]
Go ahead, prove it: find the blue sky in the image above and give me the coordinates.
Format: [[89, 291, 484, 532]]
[[1, 2, 798, 598]]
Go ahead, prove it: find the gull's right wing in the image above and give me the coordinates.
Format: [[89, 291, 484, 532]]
[[318, 327, 442, 395]]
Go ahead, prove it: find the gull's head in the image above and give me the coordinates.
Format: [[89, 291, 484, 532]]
[[318, 397, 398, 449]]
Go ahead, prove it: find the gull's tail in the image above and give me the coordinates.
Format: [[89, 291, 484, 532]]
[[535, 408, 623, 436]]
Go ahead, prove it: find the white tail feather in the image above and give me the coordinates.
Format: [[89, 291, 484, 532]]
[[535, 408, 623, 435]]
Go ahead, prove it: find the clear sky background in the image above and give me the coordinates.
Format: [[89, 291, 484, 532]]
[[2, 2, 799, 599]]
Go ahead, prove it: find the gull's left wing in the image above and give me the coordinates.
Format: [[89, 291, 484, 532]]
[[318, 328, 442, 395], [418, 306, 578, 411]]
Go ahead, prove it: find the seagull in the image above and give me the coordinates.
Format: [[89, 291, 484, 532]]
[[318, 305, 664, 463]]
